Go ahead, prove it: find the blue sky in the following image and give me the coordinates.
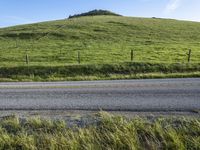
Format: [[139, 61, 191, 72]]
[[0, 0, 200, 27]]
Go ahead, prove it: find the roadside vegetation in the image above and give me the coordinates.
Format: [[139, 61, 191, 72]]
[[0, 112, 199, 149], [0, 62, 200, 81], [0, 13, 200, 81]]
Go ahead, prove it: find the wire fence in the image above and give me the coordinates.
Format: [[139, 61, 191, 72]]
[[0, 36, 200, 66], [0, 45, 199, 67]]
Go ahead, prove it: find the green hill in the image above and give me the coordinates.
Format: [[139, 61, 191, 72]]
[[0, 14, 200, 81]]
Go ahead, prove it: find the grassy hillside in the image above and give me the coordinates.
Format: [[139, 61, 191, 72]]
[[0, 15, 200, 80]]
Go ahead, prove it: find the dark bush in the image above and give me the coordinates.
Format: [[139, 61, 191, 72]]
[[68, 9, 121, 19]]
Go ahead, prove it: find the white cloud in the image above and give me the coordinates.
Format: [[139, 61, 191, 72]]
[[165, 0, 183, 14]]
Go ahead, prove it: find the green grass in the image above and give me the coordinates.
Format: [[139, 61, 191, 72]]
[[0, 112, 199, 149], [0, 15, 200, 80], [0, 62, 199, 81]]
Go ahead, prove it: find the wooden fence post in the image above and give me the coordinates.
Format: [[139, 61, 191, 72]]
[[131, 50, 134, 61], [15, 39, 18, 48], [187, 49, 191, 63], [77, 51, 80, 64], [26, 54, 29, 65]]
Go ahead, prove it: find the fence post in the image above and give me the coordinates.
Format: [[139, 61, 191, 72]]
[[26, 49, 29, 65], [26, 54, 29, 65], [15, 40, 18, 48], [77, 51, 80, 64], [131, 50, 134, 61], [187, 49, 191, 63]]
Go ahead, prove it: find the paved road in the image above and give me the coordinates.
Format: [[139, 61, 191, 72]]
[[0, 78, 200, 112]]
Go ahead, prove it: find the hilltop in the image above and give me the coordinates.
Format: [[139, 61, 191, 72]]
[[68, 9, 121, 19], [0, 13, 200, 81]]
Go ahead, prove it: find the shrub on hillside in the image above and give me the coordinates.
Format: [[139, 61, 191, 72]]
[[68, 9, 121, 19]]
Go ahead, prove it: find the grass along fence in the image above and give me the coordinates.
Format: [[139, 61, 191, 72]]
[[1, 38, 200, 67], [1, 43, 198, 67], [0, 62, 200, 81]]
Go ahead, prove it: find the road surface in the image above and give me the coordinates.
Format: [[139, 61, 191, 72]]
[[0, 78, 200, 112]]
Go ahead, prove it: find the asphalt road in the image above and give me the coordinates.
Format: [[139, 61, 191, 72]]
[[0, 78, 200, 112]]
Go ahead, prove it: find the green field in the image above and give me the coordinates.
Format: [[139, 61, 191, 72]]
[[0, 15, 200, 80], [0, 112, 199, 149]]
